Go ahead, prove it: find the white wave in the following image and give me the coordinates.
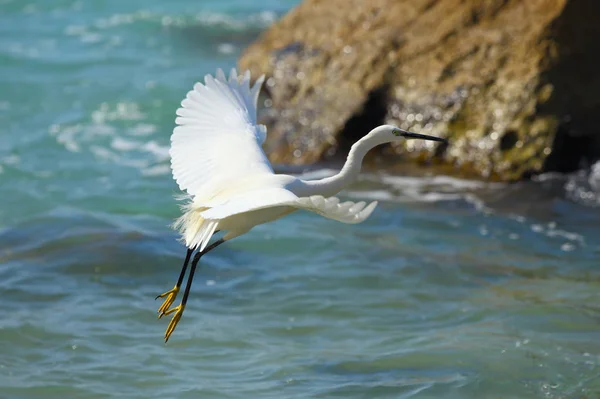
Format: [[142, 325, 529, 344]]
[[142, 141, 169, 161], [547, 228, 584, 243], [564, 167, 600, 207], [51, 123, 83, 153], [289, 168, 497, 206], [64, 9, 277, 55], [345, 190, 396, 202], [106, 137, 169, 165], [91, 144, 151, 169], [142, 164, 171, 176], [129, 123, 156, 137], [532, 172, 566, 182], [403, 192, 464, 203], [111, 137, 140, 151], [3, 154, 21, 166], [65, 9, 278, 33], [589, 161, 600, 192], [51, 105, 168, 174], [52, 121, 116, 153], [90, 145, 117, 162], [64, 24, 87, 36], [217, 43, 236, 55], [527, 221, 586, 252], [378, 174, 502, 190], [194, 10, 277, 30], [535, 221, 584, 244], [6, 41, 48, 59], [463, 193, 491, 212], [94, 12, 148, 29], [80, 33, 102, 44], [536, 164, 600, 207], [91, 102, 144, 124]]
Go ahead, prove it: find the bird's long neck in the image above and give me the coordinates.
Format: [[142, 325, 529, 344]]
[[301, 134, 380, 197]]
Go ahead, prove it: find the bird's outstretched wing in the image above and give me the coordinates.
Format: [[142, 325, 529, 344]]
[[295, 195, 378, 224], [200, 188, 299, 220], [170, 68, 270, 199], [201, 190, 377, 225]]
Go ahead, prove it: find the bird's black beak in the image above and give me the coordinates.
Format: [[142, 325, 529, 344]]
[[400, 130, 448, 144]]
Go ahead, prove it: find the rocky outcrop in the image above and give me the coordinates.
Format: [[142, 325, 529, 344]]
[[239, 0, 600, 181]]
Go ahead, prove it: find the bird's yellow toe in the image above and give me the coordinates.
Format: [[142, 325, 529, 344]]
[[164, 304, 185, 342], [156, 286, 179, 317]]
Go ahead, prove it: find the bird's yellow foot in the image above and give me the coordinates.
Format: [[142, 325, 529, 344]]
[[163, 304, 185, 342], [155, 286, 179, 318]]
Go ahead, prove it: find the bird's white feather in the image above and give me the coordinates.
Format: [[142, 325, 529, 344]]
[[195, 220, 218, 251], [170, 68, 270, 200], [200, 188, 299, 220], [296, 196, 378, 224], [201, 189, 377, 226]]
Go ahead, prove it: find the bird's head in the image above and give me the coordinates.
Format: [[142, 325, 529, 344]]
[[368, 125, 448, 145]]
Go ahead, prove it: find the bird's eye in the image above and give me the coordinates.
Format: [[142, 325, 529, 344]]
[[392, 129, 402, 137]]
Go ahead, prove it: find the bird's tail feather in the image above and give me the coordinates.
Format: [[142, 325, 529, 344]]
[[172, 203, 218, 251]]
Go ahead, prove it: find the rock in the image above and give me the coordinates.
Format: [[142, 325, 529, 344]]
[[239, 0, 600, 181]]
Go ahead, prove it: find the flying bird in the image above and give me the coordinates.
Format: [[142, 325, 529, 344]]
[[156, 68, 447, 342]]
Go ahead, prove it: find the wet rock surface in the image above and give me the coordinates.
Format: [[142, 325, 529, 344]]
[[239, 0, 600, 181]]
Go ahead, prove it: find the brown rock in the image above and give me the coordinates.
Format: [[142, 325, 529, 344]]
[[239, 0, 600, 181]]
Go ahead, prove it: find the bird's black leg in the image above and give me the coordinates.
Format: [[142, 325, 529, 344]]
[[163, 238, 225, 342], [155, 247, 194, 317], [181, 239, 225, 306]]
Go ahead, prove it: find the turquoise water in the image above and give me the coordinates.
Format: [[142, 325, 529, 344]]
[[1, 0, 600, 398]]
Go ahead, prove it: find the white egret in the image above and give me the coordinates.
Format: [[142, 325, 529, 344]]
[[156, 68, 447, 341]]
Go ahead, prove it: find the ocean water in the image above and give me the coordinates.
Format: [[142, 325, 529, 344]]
[[1, 0, 600, 398]]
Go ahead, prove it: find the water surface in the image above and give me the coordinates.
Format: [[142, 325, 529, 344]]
[[1, 0, 600, 398]]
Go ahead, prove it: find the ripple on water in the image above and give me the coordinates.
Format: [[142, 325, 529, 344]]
[[2, 180, 600, 398], [2, 0, 600, 397]]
